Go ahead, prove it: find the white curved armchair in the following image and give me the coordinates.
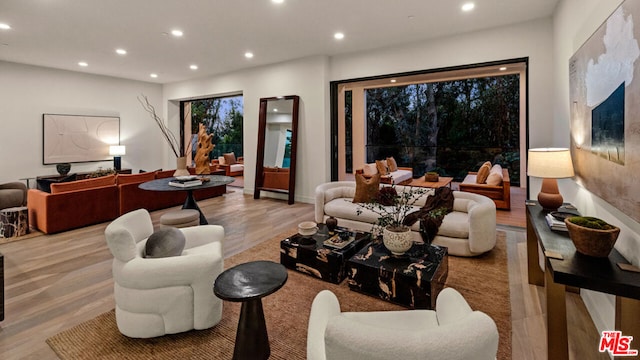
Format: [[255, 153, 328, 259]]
[[307, 288, 499, 360], [104, 209, 224, 338]]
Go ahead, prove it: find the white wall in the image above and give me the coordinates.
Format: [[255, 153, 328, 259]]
[[162, 19, 555, 204], [330, 17, 556, 153], [163, 56, 330, 203], [553, 0, 637, 335], [0, 61, 163, 184]]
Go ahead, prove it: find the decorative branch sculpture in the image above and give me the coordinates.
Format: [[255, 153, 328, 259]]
[[138, 94, 192, 157], [194, 123, 215, 174]]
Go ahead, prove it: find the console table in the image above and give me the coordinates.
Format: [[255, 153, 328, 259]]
[[526, 202, 640, 359], [36, 168, 132, 181]]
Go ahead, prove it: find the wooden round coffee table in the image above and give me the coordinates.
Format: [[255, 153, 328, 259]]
[[213, 260, 288, 360]]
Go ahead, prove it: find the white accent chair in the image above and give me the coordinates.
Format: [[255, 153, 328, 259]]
[[104, 208, 224, 338], [307, 288, 499, 360]]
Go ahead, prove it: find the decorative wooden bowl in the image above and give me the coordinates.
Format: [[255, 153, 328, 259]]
[[565, 218, 620, 257], [424, 173, 439, 182]]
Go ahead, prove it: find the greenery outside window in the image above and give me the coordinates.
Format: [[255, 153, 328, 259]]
[[332, 59, 527, 187], [180, 95, 243, 165]]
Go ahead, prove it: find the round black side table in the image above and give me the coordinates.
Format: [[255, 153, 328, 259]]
[[213, 260, 288, 360]]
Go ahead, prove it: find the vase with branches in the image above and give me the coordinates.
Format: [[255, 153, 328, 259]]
[[138, 94, 192, 176], [356, 186, 428, 233], [356, 185, 429, 255]]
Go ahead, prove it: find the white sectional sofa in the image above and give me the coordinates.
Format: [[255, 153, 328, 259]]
[[315, 181, 497, 256]]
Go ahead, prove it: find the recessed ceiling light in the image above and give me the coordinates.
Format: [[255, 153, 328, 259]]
[[116, 48, 127, 55], [334, 32, 345, 40], [272, 0, 284, 4], [190, 64, 198, 70], [390, 79, 397, 83], [78, 61, 88, 67], [273, 108, 279, 112], [245, 52, 254, 59], [171, 29, 183, 37], [150, 73, 158, 78], [0, 23, 11, 30], [461, 2, 475, 11], [499, 67, 507, 71]]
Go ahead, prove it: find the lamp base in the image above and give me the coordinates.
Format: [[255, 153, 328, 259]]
[[538, 178, 563, 211], [113, 156, 122, 171]]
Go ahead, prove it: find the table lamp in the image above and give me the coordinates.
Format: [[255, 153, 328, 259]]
[[109, 145, 126, 171], [527, 148, 575, 211]]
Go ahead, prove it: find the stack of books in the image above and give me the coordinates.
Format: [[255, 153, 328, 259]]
[[545, 213, 568, 232], [168, 178, 202, 188]]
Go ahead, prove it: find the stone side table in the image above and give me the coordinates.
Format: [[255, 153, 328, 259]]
[[0, 206, 29, 238], [280, 224, 371, 284], [348, 240, 448, 309]]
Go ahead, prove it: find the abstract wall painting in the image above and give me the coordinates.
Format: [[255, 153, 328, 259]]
[[43, 114, 120, 164], [569, 0, 640, 222]]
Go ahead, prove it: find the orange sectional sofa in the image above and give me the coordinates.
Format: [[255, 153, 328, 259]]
[[28, 170, 227, 234]]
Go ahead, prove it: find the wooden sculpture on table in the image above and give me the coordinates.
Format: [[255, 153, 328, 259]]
[[194, 123, 215, 175]]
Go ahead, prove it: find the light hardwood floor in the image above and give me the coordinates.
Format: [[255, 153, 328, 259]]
[[0, 186, 607, 359]]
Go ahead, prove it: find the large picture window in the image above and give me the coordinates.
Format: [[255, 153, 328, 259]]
[[332, 60, 527, 187], [180, 94, 243, 165]]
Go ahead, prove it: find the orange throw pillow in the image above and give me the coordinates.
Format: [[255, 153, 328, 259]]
[[353, 173, 380, 203], [223, 152, 237, 165], [476, 163, 491, 184], [375, 160, 389, 175], [386, 157, 398, 172]]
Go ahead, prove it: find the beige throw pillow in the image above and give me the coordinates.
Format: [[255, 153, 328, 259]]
[[486, 164, 504, 186], [386, 157, 398, 172], [362, 163, 378, 176], [375, 160, 389, 175]]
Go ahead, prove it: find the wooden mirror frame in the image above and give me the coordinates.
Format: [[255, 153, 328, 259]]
[[254, 95, 299, 204]]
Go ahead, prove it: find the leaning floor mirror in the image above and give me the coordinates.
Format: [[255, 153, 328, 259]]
[[254, 95, 299, 205]]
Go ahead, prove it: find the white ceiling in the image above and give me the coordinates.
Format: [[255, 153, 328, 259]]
[[0, 0, 559, 84]]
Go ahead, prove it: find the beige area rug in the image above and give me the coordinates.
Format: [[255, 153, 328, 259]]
[[47, 230, 512, 360]]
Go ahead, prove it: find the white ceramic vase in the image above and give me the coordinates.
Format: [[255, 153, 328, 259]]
[[173, 156, 191, 177], [382, 225, 413, 255]]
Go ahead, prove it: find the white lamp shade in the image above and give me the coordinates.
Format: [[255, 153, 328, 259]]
[[109, 145, 126, 156], [527, 148, 575, 178]]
